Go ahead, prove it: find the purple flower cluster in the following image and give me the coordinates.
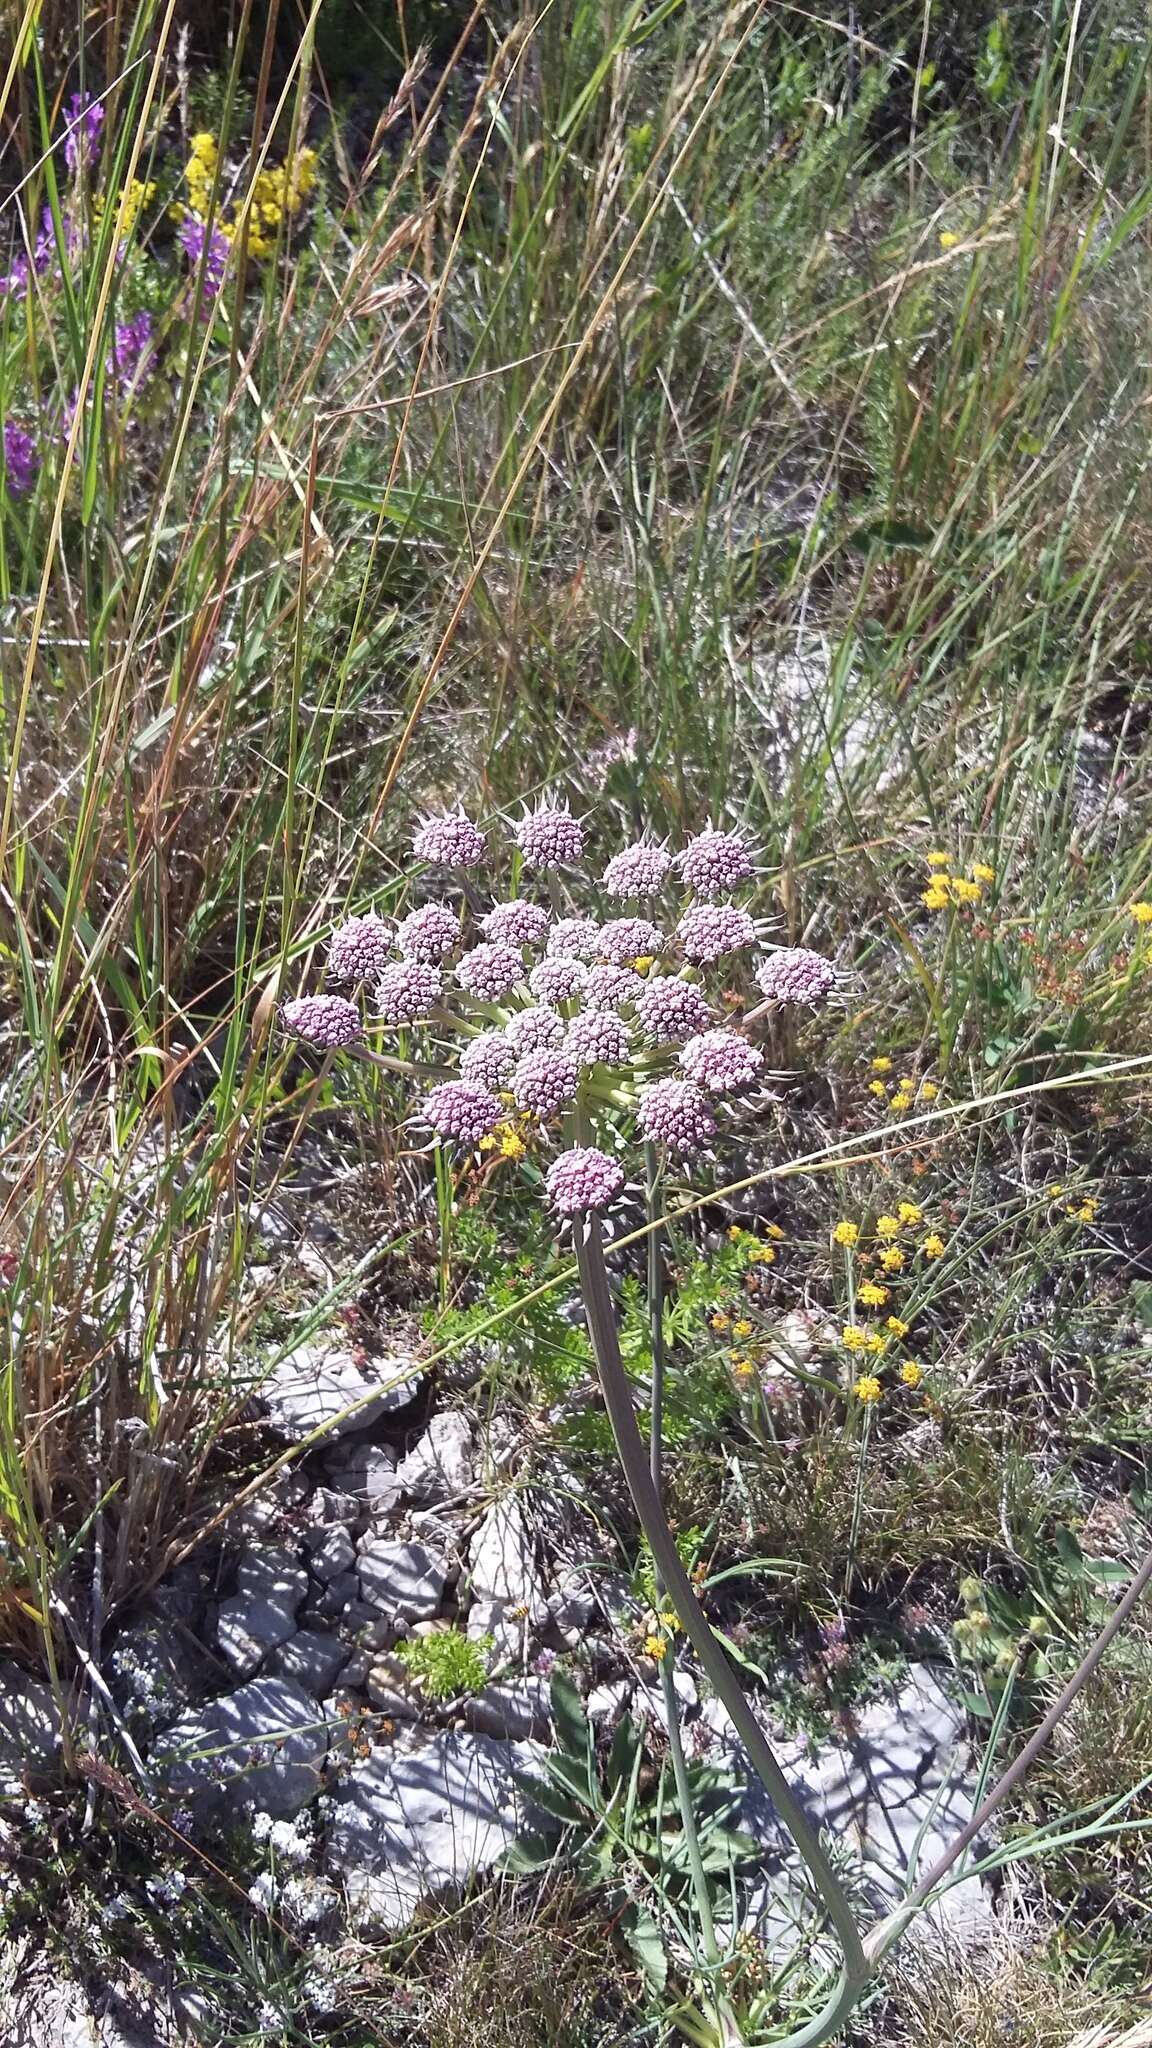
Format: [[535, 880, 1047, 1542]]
[[756, 947, 836, 1008], [598, 918, 663, 966], [680, 1029, 762, 1095], [546, 1147, 625, 1216], [482, 899, 549, 949], [637, 1078, 716, 1153], [677, 829, 754, 898], [2, 421, 38, 496], [423, 1081, 501, 1145], [677, 902, 756, 963], [511, 1049, 579, 1119], [548, 917, 601, 961], [459, 1031, 516, 1091], [397, 902, 460, 963], [602, 841, 672, 898], [109, 310, 154, 381], [516, 804, 584, 869], [179, 215, 229, 307], [635, 975, 712, 1045], [457, 943, 523, 1001], [585, 964, 644, 1011], [529, 957, 587, 1005], [328, 913, 393, 985], [64, 91, 105, 175], [566, 1010, 631, 1068], [506, 1006, 564, 1054], [375, 961, 441, 1024], [281, 995, 362, 1049]]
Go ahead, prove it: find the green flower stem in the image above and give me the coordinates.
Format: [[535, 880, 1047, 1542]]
[[643, 1143, 727, 2017], [575, 1215, 871, 2046]]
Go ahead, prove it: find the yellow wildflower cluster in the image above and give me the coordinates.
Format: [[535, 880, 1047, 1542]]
[[899, 1360, 923, 1388], [479, 1118, 530, 1162], [842, 1324, 885, 1356], [180, 129, 319, 258], [644, 1633, 668, 1661], [1129, 901, 1152, 925], [1066, 1195, 1098, 1224], [921, 850, 995, 912], [858, 1281, 889, 1307], [853, 1374, 883, 1405], [832, 1220, 859, 1247], [94, 177, 156, 236]]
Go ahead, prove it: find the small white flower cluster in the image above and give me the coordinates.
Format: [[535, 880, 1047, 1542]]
[[283, 805, 838, 1218]]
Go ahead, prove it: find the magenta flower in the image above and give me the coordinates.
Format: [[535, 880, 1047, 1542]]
[[396, 903, 460, 963], [515, 803, 584, 869], [680, 1029, 763, 1095], [64, 91, 104, 175], [676, 829, 754, 899], [412, 812, 487, 869], [506, 1006, 565, 1054], [510, 1049, 579, 1119], [677, 903, 756, 964], [637, 1078, 716, 1152], [281, 995, 363, 1049], [546, 1147, 625, 1216], [756, 948, 836, 1008], [529, 957, 587, 1005], [585, 964, 645, 1011], [548, 917, 602, 961], [375, 961, 442, 1024], [109, 310, 153, 382], [482, 899, 550, 949], [634, 975, 712, 1045], [178, 215, 229, 306], [602, 842, 672, 898], [327, 913, 393, 985], [598, 918, 663, 966], [457, 943, 523, 1001], [460, 1031, 517, 1091], [423, 1081, 502, 1145], [565, 1010, 631, 1068]]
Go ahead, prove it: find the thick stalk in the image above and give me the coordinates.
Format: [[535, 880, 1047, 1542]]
[[644, 1144, 726, 2011], [576, 1217, 870, 2048]]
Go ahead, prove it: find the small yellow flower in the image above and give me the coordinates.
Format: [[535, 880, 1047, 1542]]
[[832, 1221, 860, 1247], [920, 1233, 946, 1259], [727, 1225, 743, 1240], [886, 1316, 910, 1338], [748, 1245, 776, 1264], [499, 1129, 526, 1160], [766, 1223, 785, 1240], [732, 1319, 753, 1338], [918, 1080, 939, 1101], [1129, 901, 1152, 925], [1068, 1197, 1098, 1223], [900, 1361, 923, 1388], [841, 1324, 868, 1352], [868, 1080, 888, 1098], [897, 1203, 922, 1225], [872, 1057, 894, 1074], [853, 1375, 883, 1404], [1048, 1183, 1065, 1197], [971, 863, 996, 884], [710, 1312, 731, 1332], [876, 1215, 901, 1239], [864, 1332, 887, 1356], [926, 850, 950, 866], [731, 1357, 756, 1379], [889, 1093, 913, 1114], [938, 230, 959, 249], [644, 1634, 668, 1660], [190, 131, 218, 161], [632, 955, 655, 974], [858, 1281, 889, 1307], [879, 1245, 905, 1272], [948, 876, 982, 904], [660, 1612, 680, 1631], [922, 885, 951, 911]]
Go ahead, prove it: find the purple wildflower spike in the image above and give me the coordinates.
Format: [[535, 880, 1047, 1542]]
[[64, 92, 104, 175], [2, 422, 38, 496]]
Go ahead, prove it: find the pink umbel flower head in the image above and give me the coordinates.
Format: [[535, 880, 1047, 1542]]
[[482, 899, 550, 950], [566, 1010, 631, 1068], [756, 947, 836, 1008], [506, 1006, 565, 1054], [599, 918, 663, 966], [375, 961, 442, 1025], [529, 957, 588, 1005], [546, 1147, 625, 1217], [510, 1049, 579, 1119], [328, 913, 394, 984], [515, 802, 585, 870], [548, 917, 601, 961], [281, 995, 363, 1049], [460, 1031, 517, 1090], [635, 975, 712, 1045], [423, 1081, 502, 1145], [457, 943, 524, 1001], [397, 902, 460, 963], [637, 1078, 716, 1152], [677, 903, 756, 964], [676, 828, 754, 899], [413, 813, 487, 869], [680, 1029, 763, 1095], [585, 964, 645, 1011], [602, 842, 673, 898]]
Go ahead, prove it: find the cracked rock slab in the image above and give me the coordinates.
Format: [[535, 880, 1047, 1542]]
[[150, 1675, 327, 1817], [259, 1340, 421, 1443], [357, 1538, 448, 1620]]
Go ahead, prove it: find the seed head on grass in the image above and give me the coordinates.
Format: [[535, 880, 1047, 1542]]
[[281, 995, 363, 1048]]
